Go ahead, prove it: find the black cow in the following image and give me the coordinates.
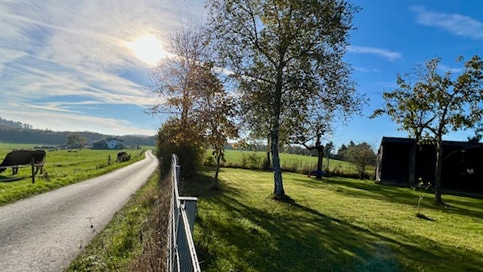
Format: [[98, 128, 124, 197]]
[[117, 151, 130, 162], [0, 149, 46, 175]]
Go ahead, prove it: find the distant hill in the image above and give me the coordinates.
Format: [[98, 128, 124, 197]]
[[0, 117, 33, 129], [0, 124, 156, 146]]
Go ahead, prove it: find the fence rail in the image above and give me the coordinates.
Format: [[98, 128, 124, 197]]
[[168, 154, 201, 272]]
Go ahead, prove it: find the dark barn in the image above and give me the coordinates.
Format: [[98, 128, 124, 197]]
[[376, 137, 483, 194]]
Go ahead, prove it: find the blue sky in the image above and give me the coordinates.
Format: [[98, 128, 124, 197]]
[[0, 0, 482, 149]]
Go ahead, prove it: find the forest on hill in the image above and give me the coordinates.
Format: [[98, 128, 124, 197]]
[[0, 117, 156, 146]]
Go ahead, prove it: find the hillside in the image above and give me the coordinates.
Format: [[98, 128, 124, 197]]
[[0, 125, 156, 146]]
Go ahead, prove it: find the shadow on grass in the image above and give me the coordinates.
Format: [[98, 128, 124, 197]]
[[0, 176, 25, 182], [192, 174, 482, 272], [291, 175, 483, 220]]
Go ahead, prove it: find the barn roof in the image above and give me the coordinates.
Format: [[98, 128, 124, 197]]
[[380, 136, 483, 148]]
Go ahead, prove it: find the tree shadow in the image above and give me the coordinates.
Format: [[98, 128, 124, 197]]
[[290, 174, 483, 220], [193, 180, 482, 272]]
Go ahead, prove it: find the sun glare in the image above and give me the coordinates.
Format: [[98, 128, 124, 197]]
[[127, 34, 167, 66]]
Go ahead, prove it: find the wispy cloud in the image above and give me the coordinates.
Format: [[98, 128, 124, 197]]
[[0, 0, 205, 135], [347, 46, 402, 61], [353, 66, 380, 73], [438, 63, 463, 74], [410, 6, 483, 39]]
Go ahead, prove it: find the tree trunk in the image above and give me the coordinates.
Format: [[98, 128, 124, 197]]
[[271, 126, 284, 197], [271, 70, 284, 198], [434, 137, 443, 204], [263, 137, 271, 170], [211, 153, 222, 189], [316, 147, 324, 179], [214, 153, 221, 181], [408, 142, 417, 186]]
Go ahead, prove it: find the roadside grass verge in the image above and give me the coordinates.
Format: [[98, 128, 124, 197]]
[[0, 144, 147, 206], [67, 170, 163, 272], [188, 168, 483, 272]]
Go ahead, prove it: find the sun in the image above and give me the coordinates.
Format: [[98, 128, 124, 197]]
[[126, 34, 167, 66]]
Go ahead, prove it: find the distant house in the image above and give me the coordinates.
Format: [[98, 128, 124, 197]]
[[376, 137, 483, 193], [92, 138, 125, 150]]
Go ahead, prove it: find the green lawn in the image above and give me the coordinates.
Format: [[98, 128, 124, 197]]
[[0, 143, 147, 205], [187, 168, 483, 272]]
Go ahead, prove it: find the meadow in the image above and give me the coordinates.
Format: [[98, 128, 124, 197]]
[[64, 151, 481, 271], [0, 143, 146, 205], [186, 168, 483, 272], [218, 149, 375, 178]]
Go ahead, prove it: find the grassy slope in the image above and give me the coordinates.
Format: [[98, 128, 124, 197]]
[[188, 168, 483, 272], [0, 143, 147, 205]]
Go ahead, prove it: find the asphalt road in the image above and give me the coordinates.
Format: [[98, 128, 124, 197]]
[[0, 150, 158, 272]]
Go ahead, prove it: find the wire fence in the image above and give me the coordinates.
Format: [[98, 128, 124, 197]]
[[167, 154, 201, 272]]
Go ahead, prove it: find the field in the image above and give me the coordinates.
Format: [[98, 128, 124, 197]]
[[219, 149, 375, 177], [0, 143, 147, 205], [184, 168, 483, 272]]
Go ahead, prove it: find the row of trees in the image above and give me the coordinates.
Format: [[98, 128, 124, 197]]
[[151, 0, 483, 205], [152, 0, 364, 197]]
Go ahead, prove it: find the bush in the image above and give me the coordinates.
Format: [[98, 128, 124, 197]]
[[156, 119, 204, 179]]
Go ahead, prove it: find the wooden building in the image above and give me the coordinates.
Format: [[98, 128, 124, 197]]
[[375, 137, 483, 193]]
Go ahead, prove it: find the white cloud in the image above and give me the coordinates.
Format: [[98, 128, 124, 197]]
[[410, 6, 483, 39], [353, 66, 380, 73], [0, 106, 156, 136], [438, 64, 463, 74], [347, 46, 402, 61], [0, 0, 205, 135]]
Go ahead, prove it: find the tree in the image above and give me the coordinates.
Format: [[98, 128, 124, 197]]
[[372, 68, 434, 186], [196, 62, 239, 183], [324, 141, 335, 159], [292, 108, 333, 179], [150, 27, 211, 174], [346, 142, 376, 179], [66, 134, 86, 149], [374, 56, 483, 204], [207, 0, 360, 198], [324, 141, 334, 173]]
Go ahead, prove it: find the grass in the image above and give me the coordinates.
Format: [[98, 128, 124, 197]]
[[66, 170, 162, 271], [184, 168, 483, 272], [218, 149, 374, 177], [0, 143, 148, 205]]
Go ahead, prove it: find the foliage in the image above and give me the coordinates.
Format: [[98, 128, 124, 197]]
[[345, 142, 376, 179], [156, 119, 203, 179], [373, 55, 483, 204], [0, 126, 155, 146], [151, 26, 237, 181], [207, 0, 361, 197], [195, 62, 239, 181], [0, 117, 32, 129], [66, 133, 87, 148], [190, 168, 483, 272], [209, 149, 375, 178]]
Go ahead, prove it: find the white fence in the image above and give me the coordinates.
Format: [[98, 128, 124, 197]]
[[167, 154, 201, 272]]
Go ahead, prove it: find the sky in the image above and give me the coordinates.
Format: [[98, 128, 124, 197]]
[[0, 0, 482, 149]]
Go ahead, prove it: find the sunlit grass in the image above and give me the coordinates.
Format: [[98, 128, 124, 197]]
[[0, 143, 147, 205], [66, 171, 161, 271], [188, 168, 483, 272], [220, 149, 374, 177]]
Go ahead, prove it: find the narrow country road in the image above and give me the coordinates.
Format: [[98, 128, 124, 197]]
[[0, 150, 158, 272]]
